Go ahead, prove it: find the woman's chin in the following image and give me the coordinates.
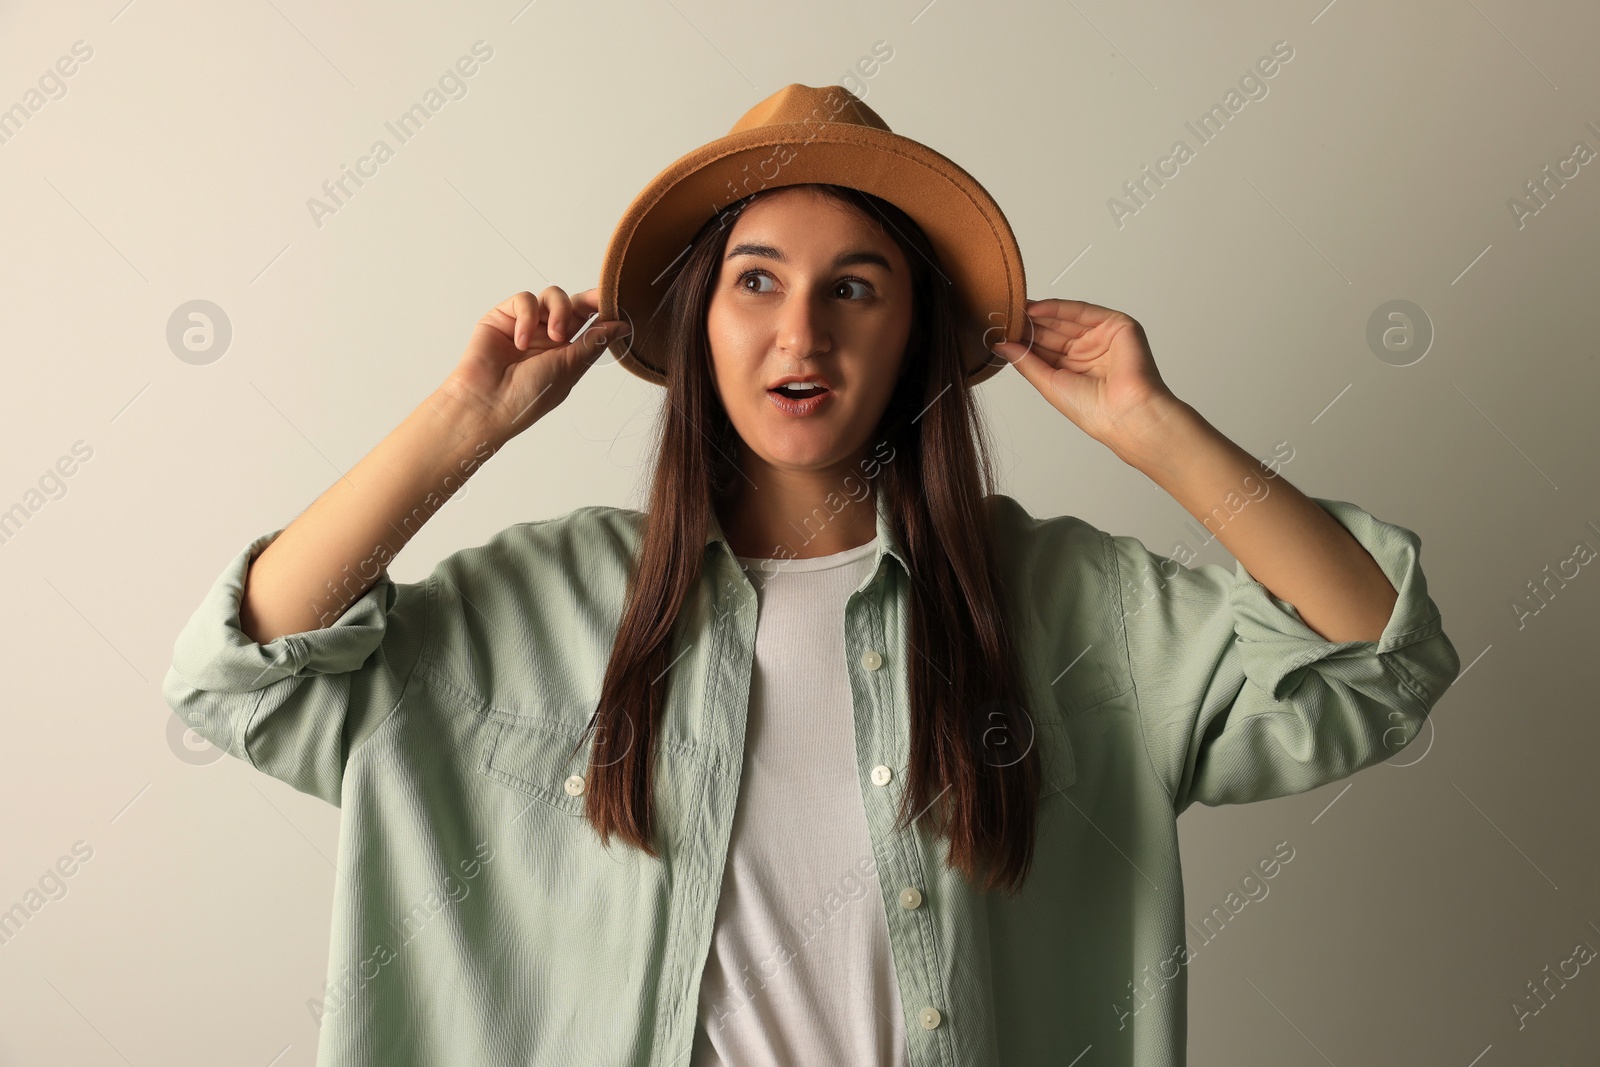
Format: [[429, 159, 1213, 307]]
[[751, 440, 851, 475]]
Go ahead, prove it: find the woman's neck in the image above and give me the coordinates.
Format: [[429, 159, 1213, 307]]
[[716, 465, 880, 560]]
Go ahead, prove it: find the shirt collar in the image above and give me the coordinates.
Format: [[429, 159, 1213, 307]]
[[704, 485, 909, 579]]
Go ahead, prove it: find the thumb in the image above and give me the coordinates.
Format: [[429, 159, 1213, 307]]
[[572, 319, 631, 365], [990, 336, 1052, 393]]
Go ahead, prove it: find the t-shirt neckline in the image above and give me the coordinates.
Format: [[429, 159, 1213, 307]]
[[735, 535, 880, 573]]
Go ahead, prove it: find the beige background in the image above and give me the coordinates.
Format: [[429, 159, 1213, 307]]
[[2, 0, 1597, 1062]]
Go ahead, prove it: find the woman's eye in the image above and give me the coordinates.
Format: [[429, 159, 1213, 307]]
[[736, 270, 874, 300], [739, 270, 776, 294]]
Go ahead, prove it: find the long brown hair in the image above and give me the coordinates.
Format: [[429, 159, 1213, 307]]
[[576, 182, 1043, 895]]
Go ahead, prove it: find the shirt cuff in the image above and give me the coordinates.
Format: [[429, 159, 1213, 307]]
[[1227, 497, 1447, 705], [167, 526, 399, 694]]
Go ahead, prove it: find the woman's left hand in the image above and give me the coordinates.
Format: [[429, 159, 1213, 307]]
[[991, 299, 1182, 452]]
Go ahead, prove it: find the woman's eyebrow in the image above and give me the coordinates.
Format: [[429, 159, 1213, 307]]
[[724, 242, 893, 273]]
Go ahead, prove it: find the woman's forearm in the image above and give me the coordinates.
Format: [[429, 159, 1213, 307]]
[[238, 387, 506, 644], [1110, 397, 1398, 644]]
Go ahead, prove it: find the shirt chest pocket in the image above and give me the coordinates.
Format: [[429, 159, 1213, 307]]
[[1035, 721, 1078, 793], [477, 716, 592, 818]]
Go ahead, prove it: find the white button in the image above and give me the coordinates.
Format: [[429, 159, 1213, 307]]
[[860, 650, 883, 670], [919, 1006, 942, 1030], [563, 774, 586, 797], [871, 764, 893, 786], [899, 887, 923, 909]]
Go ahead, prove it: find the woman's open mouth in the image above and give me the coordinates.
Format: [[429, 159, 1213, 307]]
[[767, 382, 832, 416]]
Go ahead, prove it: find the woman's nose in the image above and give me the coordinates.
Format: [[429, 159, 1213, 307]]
[[775, 288, 832, 358]]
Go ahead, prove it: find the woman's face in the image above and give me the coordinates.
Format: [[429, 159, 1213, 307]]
[[706, 185, 913, 479]]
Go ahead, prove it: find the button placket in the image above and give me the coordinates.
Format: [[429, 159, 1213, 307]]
[[854, 576, 953, 1054]]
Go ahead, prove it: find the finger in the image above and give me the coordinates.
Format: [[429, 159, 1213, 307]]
[[485, 291, 529, 348], [1019, 318, 1089, 353], [991, 335, 1057, 394], [1024, 299, 1117, 329], [570, 287, 602, 321], [541, 285, 573, 344], [569, 318, 630, 368], [513, 291, 537, 350], [995, 313, 1092, 366]]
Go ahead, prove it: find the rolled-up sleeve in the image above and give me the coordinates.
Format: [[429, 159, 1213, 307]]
[[161, 527, 431, 806], [1111, 497, 1461, 814]]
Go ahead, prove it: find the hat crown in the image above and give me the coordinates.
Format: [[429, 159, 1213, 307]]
[[728, 82, 892, 136], [599, 81, 1026, 388]]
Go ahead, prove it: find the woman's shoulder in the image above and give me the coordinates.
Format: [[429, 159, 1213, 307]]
[[415, 505, 645, 715], [985, 492, 1112, 556], [983, 493, 1121, 606], [430, 504, 644, 588], [506, 502, 647, 543]]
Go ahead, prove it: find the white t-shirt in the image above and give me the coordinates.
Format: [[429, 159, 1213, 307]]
[[689, 534, 909, 1067]]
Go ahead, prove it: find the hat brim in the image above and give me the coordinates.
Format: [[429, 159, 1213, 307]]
[[598, 122, 1026, 389]]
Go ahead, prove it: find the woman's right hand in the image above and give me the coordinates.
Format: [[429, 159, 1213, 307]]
[[439, 287, 630, 441]]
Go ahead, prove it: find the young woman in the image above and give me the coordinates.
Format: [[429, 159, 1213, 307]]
[[165, 85, 1460, 1067]]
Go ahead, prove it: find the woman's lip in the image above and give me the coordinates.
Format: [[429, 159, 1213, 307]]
[[768, 379, 832, 390], [766, 388, 833, 416]]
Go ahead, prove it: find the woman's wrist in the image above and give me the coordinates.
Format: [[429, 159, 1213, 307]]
[[1103, 394, 1205, 476], [426, 380, 516, 454]]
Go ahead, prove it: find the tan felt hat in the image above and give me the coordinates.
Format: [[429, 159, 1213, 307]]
[[597, 82, 1027, 388]]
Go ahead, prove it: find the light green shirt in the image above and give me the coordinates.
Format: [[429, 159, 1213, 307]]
[[163, 490, 1460, 1066]]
